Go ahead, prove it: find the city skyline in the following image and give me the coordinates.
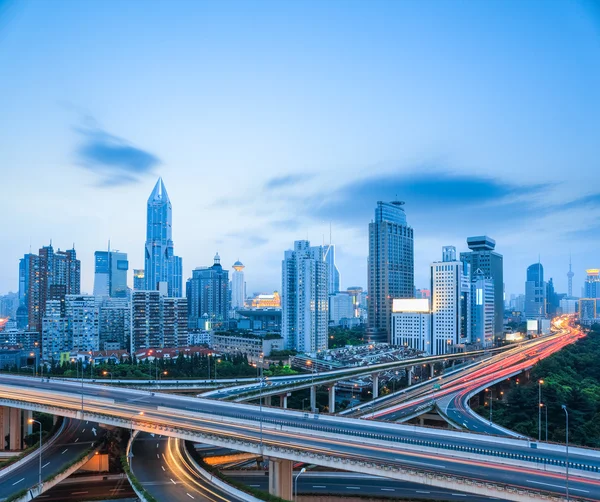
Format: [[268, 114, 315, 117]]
[[1, 1, 600, 297]]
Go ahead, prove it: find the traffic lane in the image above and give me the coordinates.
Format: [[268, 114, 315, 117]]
[[36, 476, 134, 501], [1, 377, 597, 471], [0, 418, 102, 499], [230, 473, 499, 501], [132, 432, 242, 502]]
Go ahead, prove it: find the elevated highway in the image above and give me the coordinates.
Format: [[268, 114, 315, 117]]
[[0, 374, 598, 501]]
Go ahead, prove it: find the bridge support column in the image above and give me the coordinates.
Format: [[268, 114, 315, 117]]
[[408, 367, 414, 386], [430, 364, 435, 379], [0, 406, 9, 450], [372, 373, 379, 399], [328, 385, 336, 413], [310, 385, 317, 412], [9, 408, 22, 450], [279, 394, 288, 409], [268, 458, 293, 500], [23, 409, 33, 436], [264, 395, 272, 406]]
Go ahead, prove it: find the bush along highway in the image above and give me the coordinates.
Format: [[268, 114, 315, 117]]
[[473, 324, 600, 446]]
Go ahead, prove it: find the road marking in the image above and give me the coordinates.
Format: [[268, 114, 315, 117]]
[[526, 480, 589, 493], [61, 449, 68, 454], [416, 491, 430, 494], [157, 454, 160, 458], [161, 466, 165, 471], [249, 485, 261, 487], [71, 492, 89, 495], [396, 459, 446, 469], [381, 488, 395, 491], [42, 462, 50, 468], [451, 494, 467, 497], [81, 429, 86, 433], [347, 486, 360, 490], [156, 443, 159, 448], [110, 488, 125, 492], [170, 478, 177, 484], [12, 478, 24, 485], [74, 438, 79, 442], [187, 494, 195, 499], [312, 485, 327, 488]]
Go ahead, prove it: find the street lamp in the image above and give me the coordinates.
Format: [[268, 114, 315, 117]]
[[259, 374, 265, 453], [562, 405, 569, 501], [103, 371, 113, 384], [485, 388, 493, 424], [129, 411, 144, 471], [28, 419, 42, 489], [294, 467, 306, 501], [538, 379, 544, 441], [159, 371, 167, 386]]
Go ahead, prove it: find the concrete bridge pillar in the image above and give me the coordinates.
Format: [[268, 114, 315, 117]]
[[408, 367, 415, 387], [328, 385, 336, 414], [264, 395, 272, 406], [430, 364, 435, 379], [279, 393, 289, 409], [23, 410, 33, 436], [268, 458, 293, 500], [0, 406, 10, 450], [9, 408, 22, 450], [310, 385, 317, 412], [372, 373, 379, 399]]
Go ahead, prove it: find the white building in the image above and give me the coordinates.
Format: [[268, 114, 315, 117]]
[[391, 299, 431, 353], [559, 298, 578, 315], [41, 300, 68, 360], [471, 271, 495, 348], [231, 261, 246, 310], [65, 295, 100, 353], [431, 246, 471, 355], [329, 291, 355, 325], [211, 333, 284, 362], [282, 240, 328, 353]]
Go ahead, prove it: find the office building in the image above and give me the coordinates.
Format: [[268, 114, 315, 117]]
[[560, 298, 578, 315], [93, 249, 129, 298], [584, 269, 600, 298], [186, 253, 230, 329], [346, 286, 366, 320], [144, 178, 183, 297], [546, 278, 559, 316], [579, 298, 599, 325], [281, 240, 328, 353], [368, 201, 414, 343], [231, 261, 246, 310], [431, 247, 471, 355], [525, 262, 546, 320], [471, 271, 495, 347], [324, 244, 340, 293], [460, 236, 503, 339], [248, 292, 281, 308], [133, 269, 145, 291], [98, 297, 131, 350], [26, 244, 81, 336], [329, 291, 355, 325], [391, 299, 431, 353], [18, 255, 31, 326]]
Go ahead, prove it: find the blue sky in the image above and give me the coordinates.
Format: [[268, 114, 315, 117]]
[[1, 0, 599, 297]]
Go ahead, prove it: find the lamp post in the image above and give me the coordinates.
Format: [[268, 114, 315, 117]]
[[545, 403, 548, 441], [159, 371, 167, 386], [103, 371, 113, 384], [538, 379, 544, 441], [485, 388, 493, 424], [129, 411, 144, 471], [29, 419, 42, 489], [562, 405, 569, 501], [294, 467, 306, 501], [259, 374, 265, 453]]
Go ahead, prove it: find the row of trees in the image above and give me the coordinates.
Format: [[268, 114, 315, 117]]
[[478, 324, 600, 447]]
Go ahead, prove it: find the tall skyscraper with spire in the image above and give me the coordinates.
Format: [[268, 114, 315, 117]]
[[144, 178, 182, 297], [567, 254, 574, 297]]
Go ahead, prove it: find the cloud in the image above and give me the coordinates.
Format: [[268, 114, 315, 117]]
[[264, 174, 313, 191], [225, 232, 268, 248], [75, 127, 160, 186], [270, 218, 302, 231], [559, 192, 600, 211]]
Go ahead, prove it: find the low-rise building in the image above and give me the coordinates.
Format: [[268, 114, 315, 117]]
[[391, 299, 431, 354], [211, 332, 284, 361]]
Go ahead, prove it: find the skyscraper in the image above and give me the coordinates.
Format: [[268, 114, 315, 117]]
[[471, 270, 495, 347], [460, 236, 504, 340], [231, 260, 246, 310], [525, 262, 546, 319], [323, 245, 340, 294], [281, 240, 328, 353], [431, 246, 471, 355], [93, 249, 129, 298], [133, 269, 145, 291], [144, 178, 182, 297], [368, 201, 414, 343], [27, 244, 81, 336], [186, 253, 230, 328], [584, 269, 600, 298]]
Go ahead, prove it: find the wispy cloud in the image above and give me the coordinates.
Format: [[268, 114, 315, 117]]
[[264, 174, 313, 191], [75, 126, 160, 187], [226, 232, 268, 248]]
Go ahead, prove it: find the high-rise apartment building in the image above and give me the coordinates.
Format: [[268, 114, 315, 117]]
[[584, 269, 600, 298], [460, 236, 503, 339], [431, 247, 471, 355], [144, 178, 182, 297], [471, 270, 495, 347], [93, 249, 129, 298], [324, 245, 340, 294], [328, 291, 355, 325], [26, 244, 80, 336], [525, 262, 546, 319], [41, 299, 68, 360], [98, 297, 131, 350], [131, 291, 187, 352], [133, 269, 145, 291], [186, 254, 230, 328], [231, 261, 246, 310], [18, 255, 30, 324], [281, 240, 328, 353], [65, 295, 100, 353], [368, 201, 414, 343], [579, 298, 599, 325]]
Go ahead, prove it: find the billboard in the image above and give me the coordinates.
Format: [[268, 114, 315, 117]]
[[392, 298, 430, 313]]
